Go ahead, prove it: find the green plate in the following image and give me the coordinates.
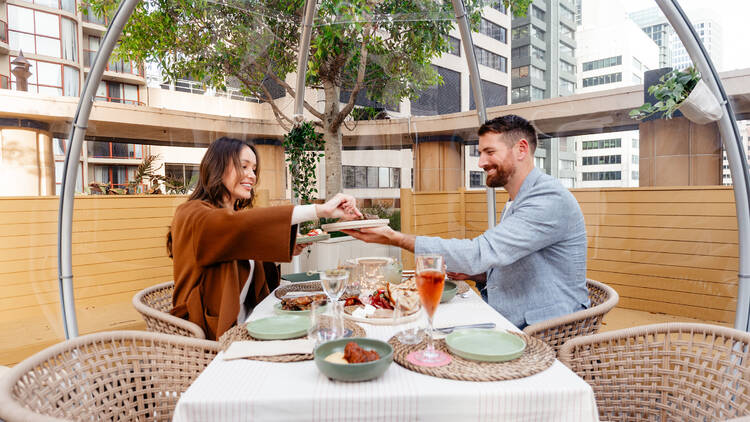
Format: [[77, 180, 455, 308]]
[[296, 233, 331, 244], [313, 338, 393, 382], [246, 315, 311, 340], [274, 302, 327, 315], [440, 280, 458, 303], [445, 329, 526, 362], [281, 272, 321, 283]]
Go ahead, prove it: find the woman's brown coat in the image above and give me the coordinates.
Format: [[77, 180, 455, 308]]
[[169, 200, 296, 340]]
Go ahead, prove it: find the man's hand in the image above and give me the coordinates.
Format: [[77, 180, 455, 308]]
[[447, 271, 486, 283], [342, 226, 416, 252], [315, 193, 362, 221]]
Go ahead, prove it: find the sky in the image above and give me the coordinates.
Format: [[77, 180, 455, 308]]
[[619, 0, 750, 71]]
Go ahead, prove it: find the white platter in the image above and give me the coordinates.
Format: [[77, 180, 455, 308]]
[[321, 219, 389, 232], [295, 233, 331, 244]]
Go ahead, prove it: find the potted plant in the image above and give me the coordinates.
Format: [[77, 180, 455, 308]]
[[629, 67, 723, 125], [283, 121, 325, 205]]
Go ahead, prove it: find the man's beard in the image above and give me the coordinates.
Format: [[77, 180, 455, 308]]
[[485, 163, 515, 188]]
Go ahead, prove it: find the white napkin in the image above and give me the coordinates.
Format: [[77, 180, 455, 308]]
[[223, 339, 314, 360]]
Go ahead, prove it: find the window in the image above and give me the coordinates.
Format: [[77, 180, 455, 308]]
[[560, 24, 574, 40], [582, 171, 621, 181], [632, 155, 639, 164], [470, 79, 508, 109], [9, 5, 58, 58], [165, 164, 200, 188], [87, 141, 145, 159], [582, 155, 621, 165], [560, 160, 574, 171], [511, 66, 529, 79], [531, 66, 544, 80], [582, 138, 622, 150], [633, 73, 642, 84], [446, 35, 460, 56], [633, 57, 642, 71], [474, 46, 507, 73], [532, 5, 545, 20], [512, 86, 529, 102], [479, 18, 507, 43], [491, 0, 506, 14], [511, 46, 528, 59], [512, 26, 529, 40], [469, 145, 480, 157], [559, 4, 575, 22], [470, 171, 485, 188], [83, 5, 107, 25], [535, 156, 545, 169], [93, 165, 138, 188], [632, 139, 639, 148], [582, 56, 622, 72], [559, 60, 575, 74], [54, 160, 83, 194], [342, 166, 401, 188], [632, 171, 639, 180], [412, 65, 460, 116], [582, 72, 622, 88], [531, 25, 545, 41], [95, 81, 140, 104], [532, 46, 545, 61], [559, 42, 574, 57], [531, 87, 545, 100], [10, 56, 78, 96], [559, 79, 575, 96]]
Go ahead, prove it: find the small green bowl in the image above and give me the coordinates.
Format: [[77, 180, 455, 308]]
[[441, 280, 458, 303], [313, 338, 393, 382]]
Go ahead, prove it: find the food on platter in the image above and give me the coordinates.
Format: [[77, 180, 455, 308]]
[[342, 296, 363, 307], [345, 277, 420, 320], [387, 276, 420, 312], [304, 228, 325, 236], [280, 294, 327, 311]]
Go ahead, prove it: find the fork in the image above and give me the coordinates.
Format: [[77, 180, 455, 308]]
[[435, 322, 496, 334]]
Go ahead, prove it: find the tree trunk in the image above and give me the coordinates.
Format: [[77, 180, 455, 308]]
[[322, 81, 342, 199]]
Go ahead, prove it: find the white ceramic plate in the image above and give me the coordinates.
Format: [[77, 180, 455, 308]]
[[321, 219, 389, 232], [295, 233, 331, 244]]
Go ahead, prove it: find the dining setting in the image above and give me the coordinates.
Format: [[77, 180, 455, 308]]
[[171, 222, 600, 422]]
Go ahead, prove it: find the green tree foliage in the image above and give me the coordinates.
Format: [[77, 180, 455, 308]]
[[85, 0, 531, 198], [283, 121, 325, 203]]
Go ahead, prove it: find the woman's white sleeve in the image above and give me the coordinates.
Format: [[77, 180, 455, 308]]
[[291, 204, 318, 225]]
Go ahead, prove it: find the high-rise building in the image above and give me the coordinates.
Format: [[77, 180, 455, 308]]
[[508, 0, 578, 187], [574, 0, 659, 188]]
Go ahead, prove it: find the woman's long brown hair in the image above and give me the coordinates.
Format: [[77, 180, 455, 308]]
[[167, 137, 260, 257]]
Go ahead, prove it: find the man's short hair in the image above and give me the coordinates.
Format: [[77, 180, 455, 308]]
[[477, 115, 538, 152]]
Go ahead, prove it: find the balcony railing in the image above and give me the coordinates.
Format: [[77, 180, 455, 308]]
[[84, 49, 144, 77], [147, 76, 262, 103], [94, 95, 145, 106], [0, 19, 7, 44]]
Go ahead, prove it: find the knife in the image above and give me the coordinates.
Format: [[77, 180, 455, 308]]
[[435, 322, 496, 334]]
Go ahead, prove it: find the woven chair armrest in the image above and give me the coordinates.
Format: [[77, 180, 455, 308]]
[[523, 281, 619, 337], [132, 283, 206, 339]]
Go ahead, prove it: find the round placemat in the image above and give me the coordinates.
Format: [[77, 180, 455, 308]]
[[388, 332, 554, 381], [218, 317, 366, 362], [274, 281, 323, 299]]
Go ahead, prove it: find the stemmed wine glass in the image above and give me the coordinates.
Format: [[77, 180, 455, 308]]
[[414, 254, 447, 363], [319, 268, 349, 340]]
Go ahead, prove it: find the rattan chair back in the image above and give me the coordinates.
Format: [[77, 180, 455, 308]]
[[133, 281, 206, 339], [559, 322, 750, 421], [523, 278, 619, 354], [0, 331, 219, 422]]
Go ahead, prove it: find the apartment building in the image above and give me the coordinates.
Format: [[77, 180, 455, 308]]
[[574, 0, 659, 188]]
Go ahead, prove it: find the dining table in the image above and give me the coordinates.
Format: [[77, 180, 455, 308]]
[[172, 283, 600, 421]]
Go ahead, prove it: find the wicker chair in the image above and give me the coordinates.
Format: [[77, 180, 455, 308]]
[[559, 323, 750, 421], [0, 331, 220, 422], [133, 281, 206, 339], [523, 278, 619, 354]]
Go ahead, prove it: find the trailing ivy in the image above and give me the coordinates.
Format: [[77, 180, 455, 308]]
[[629, 67, 701, 120], [283, 122, 325, 204]]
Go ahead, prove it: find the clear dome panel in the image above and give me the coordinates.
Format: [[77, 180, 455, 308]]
[[0, 0, 747, 367]]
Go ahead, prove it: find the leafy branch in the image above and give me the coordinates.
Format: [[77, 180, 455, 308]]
[[283, 122, 325, 204], [629, 67, 701, 120]]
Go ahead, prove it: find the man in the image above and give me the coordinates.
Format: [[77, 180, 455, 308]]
[[343, 115, 589, 329]]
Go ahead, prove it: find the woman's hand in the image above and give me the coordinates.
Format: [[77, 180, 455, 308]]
[[316, 193, 362, 220], [293, 243, 310, 256]]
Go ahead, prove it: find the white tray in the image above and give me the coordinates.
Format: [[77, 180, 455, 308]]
[[321, 219, 389, 232], [295, 233, 330, 244]]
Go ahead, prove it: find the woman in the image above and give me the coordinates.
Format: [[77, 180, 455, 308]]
[[168, 137, 360, 340]]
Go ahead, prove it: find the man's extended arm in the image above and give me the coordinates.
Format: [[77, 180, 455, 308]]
[[341, 226, 416, 252]]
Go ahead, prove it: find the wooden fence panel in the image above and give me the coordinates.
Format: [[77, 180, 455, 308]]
[[400, 186, 739, 325]]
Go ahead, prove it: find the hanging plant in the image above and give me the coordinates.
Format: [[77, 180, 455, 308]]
[[629, 67, 700, 120], [283, 122, 325, 204]]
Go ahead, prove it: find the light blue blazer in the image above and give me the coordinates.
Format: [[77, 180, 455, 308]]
[[415, 167, 589, 328]]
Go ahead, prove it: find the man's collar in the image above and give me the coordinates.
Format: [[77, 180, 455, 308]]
[[514, 167, 542, 201]]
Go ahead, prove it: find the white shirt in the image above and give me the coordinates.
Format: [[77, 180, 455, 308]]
[[237, 204, 318, 323]]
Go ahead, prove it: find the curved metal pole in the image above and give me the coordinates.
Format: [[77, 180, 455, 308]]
[[57, 0, 142, 338], [450, 0, 496, 228], [655, 0, 750, 332]]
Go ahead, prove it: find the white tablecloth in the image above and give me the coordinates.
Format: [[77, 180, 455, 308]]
[[173, 288, 599, 422]]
